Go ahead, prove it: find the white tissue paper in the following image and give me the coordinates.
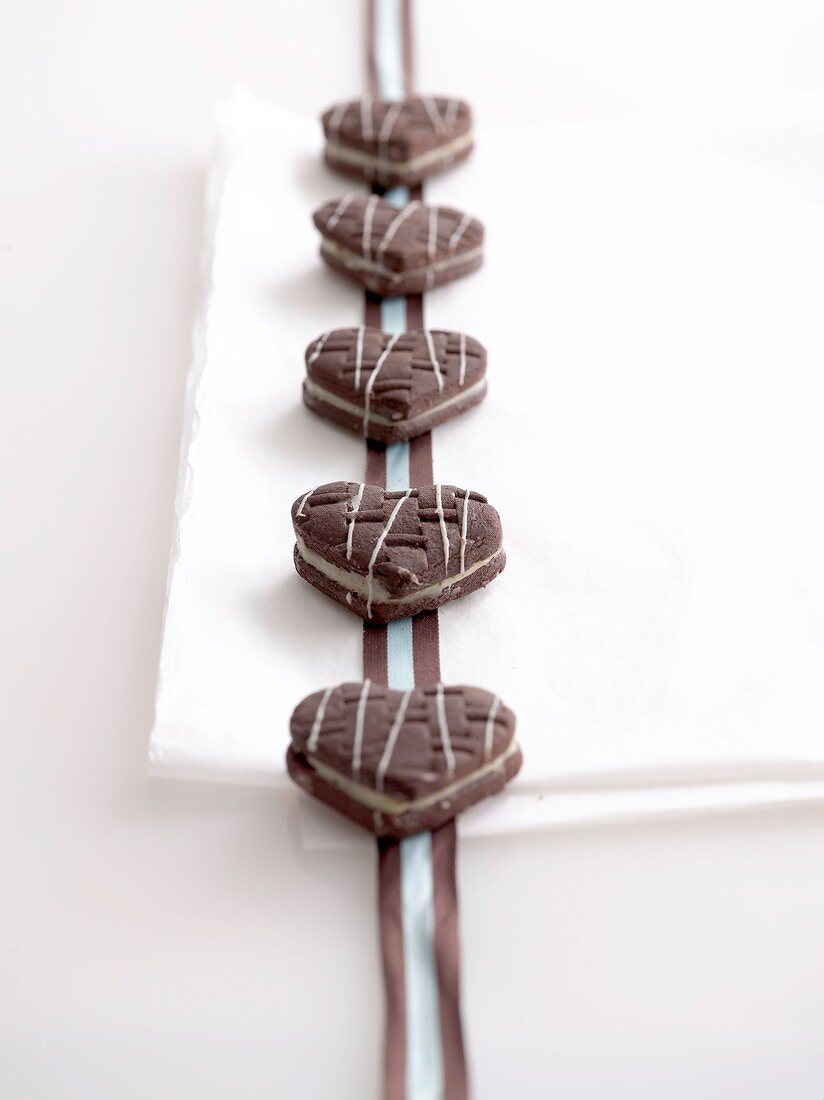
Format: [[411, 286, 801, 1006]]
[[150, 90, 824, 844]]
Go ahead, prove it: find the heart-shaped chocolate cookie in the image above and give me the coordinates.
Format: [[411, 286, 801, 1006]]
[[292, 482, 504, 623], [322, 95, 473, 187], [287, 681, 521, 837], [303, 327, 487, 443], [313, 194, 483, 298]]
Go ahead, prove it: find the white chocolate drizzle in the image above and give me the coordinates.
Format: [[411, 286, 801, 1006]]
[[377, 101, 403, 181], [296, 488, 315, 518], [435, 683, 456, 780], [366, 488, 412, 618], [307, 331, 329, 366], [422, 96, 445, 135], [327, 100, 348, 140], [362, 193, 379, 259], [458, 332, 467, 386], [483, 696, 501, 762], [376, 689, 412, 792], [346, 483, 365, 560], [426, 206, 439, 288], [378, 101, 402, 145], [307, 686, 334, 752], [326, 193, 356, 232], [459, 487, 470, 574], [435, 483, 450, 573], [352, 679, 371, 782], [362, 332, 400, 433], [448, 212, 472, 253], [376, 200, 420, 260], [443, 98, 459, 126], [424, 330, 444, 392], [353, 325, 365, 390]]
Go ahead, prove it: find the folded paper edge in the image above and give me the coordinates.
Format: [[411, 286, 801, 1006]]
[[147, 93, 243, 772]]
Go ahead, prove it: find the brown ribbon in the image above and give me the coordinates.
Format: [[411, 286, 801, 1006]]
[[377, 837, 408, 1100], [432, 819, 468, 1100], [363, 2, 467, 1097], [378, 818, 467, 1100]]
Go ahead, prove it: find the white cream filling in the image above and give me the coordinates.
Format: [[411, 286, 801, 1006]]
[[295, 536, 502, 606], [326, 131, 473, 174], [304, 377, 487, 427], [321, 239, 483, 284], [305, 739, 520, 815]]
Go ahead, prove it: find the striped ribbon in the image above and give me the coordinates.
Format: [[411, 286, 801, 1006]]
[[360, 2, 468, 1097]]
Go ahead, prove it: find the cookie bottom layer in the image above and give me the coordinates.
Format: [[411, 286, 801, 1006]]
[[293, 543, 506, 624], [319, 241, 483, 298], [286, 741, 523, 839], [302, 376, 487, 443]]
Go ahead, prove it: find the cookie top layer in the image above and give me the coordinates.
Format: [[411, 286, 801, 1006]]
[[291, 482, 503, 601], [290, 681, 516, 802], [322, 95, 472, 163], [304, 327, 486, 424], [312, 195, 483, 275]]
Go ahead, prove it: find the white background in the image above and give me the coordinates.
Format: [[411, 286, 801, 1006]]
[[3, 1, 824, 1096]]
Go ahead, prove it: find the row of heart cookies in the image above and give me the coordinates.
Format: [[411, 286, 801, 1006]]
[[286, 96, 520, 838], [308, 99, 487, 442]]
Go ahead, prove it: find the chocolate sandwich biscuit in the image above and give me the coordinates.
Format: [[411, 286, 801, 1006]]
[[303, 327, 487, 443], [313, 194, 483, 298], [291, 482, 504, 623], [287, 681, 521, 837], [322, 95, 473, 187]]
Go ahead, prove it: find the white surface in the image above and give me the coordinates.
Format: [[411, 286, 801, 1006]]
[[5, 1, 824, 1097], [151, 92, 824, 840]]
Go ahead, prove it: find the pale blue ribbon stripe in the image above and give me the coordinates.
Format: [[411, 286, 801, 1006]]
[[374, 0, 407, 102], [381, 190, 414, 692], [374, 4, 446, 1097], [400, 830, 443, 1100], [382, 188, 414, 692]]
